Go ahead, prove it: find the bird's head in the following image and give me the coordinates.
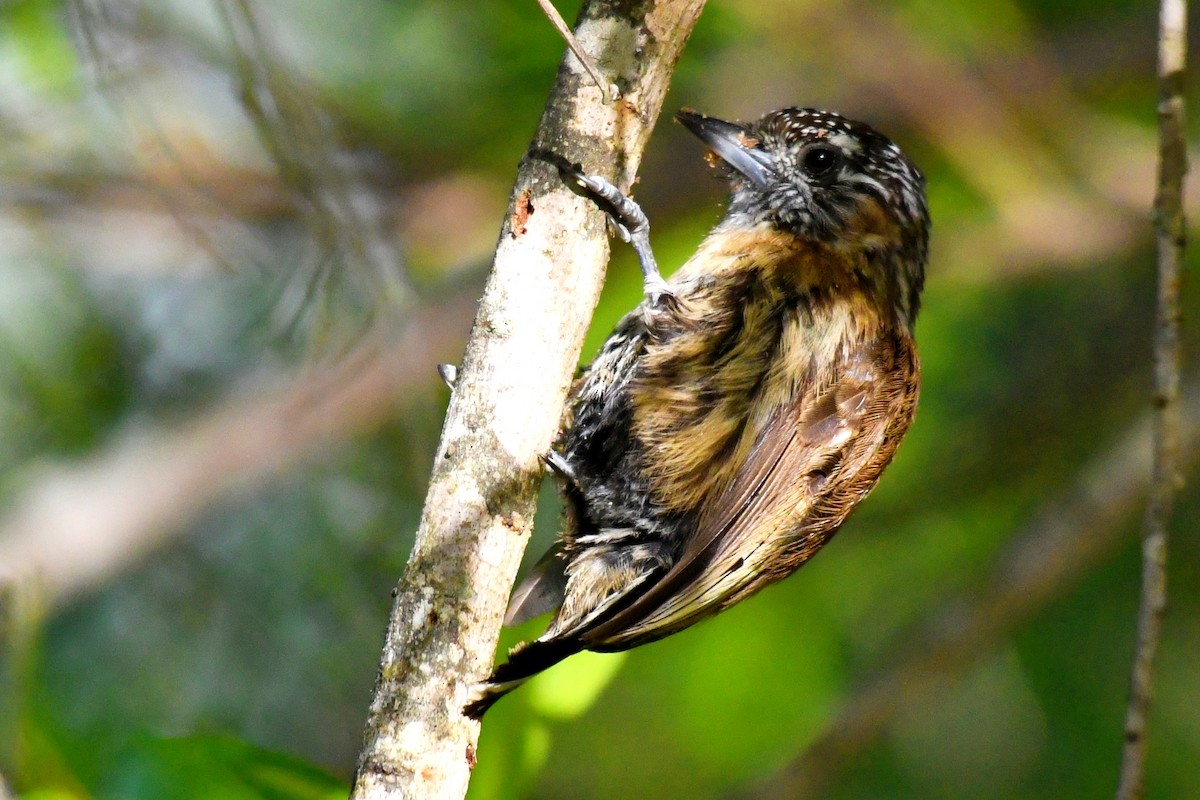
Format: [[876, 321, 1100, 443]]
[[678, 107, 930, 322]]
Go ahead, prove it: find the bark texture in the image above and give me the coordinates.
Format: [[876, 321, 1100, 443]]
[[350, 2, 707, 798]]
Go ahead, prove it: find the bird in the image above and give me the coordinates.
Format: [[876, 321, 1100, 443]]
[[464, 106, 930, 718]]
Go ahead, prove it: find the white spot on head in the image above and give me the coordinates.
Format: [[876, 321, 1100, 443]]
[[827, 132, 861, 155]]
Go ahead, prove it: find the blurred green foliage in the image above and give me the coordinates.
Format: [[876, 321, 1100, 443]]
[[0, 0, 1197, 799]]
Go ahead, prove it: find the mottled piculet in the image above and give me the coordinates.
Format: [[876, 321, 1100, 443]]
[[465, 107, 930, 718]]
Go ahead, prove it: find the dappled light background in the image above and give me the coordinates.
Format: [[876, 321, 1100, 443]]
[[1, 1, 1198, 798]]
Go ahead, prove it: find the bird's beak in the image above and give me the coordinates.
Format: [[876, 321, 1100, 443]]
[[676, 109, 776, 190]]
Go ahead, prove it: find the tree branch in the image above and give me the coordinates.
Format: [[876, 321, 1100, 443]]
[[1117, 1, 1187, 797], [348, 3, 706, 799]]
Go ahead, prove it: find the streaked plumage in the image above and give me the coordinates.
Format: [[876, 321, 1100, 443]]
[[466, 107, 930, 717]]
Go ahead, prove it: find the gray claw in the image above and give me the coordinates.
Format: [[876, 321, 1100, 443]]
[[644, 279, 677, 309], [564, 170, 666, 301], [437, 363, 458, 389], [541, 450, 579, 485]]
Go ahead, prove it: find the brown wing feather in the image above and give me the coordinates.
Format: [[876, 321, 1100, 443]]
[[583, 332, 918, 650]]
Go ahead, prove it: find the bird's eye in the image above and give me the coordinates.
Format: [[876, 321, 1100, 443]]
[[801, 145, 842, 180]]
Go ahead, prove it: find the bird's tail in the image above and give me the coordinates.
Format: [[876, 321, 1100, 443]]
[[463, 635, 579, 719]]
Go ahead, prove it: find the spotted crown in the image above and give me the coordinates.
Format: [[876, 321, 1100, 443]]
[[715, 107, 930, 323]]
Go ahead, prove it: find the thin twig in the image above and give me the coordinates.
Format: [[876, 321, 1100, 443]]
[[1116, 1, 1187, 797], [65, 0, 245, 276], [217, 0, 413, 324], [742, 384, 1200, 800], [535, 0, 618, 104]]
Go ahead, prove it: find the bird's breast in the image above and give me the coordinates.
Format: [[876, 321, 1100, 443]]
[[628, 232, 891, 516]]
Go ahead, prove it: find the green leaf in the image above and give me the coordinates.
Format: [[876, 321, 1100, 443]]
[[525, 651, 627, 720], [1, 0, 80, 98]]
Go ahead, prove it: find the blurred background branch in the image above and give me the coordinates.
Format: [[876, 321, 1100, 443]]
[[0, 293, 474, 611]]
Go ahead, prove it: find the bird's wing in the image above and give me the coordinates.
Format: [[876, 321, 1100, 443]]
[[582, 333, 918, 650], [504, 542, 569, 626]]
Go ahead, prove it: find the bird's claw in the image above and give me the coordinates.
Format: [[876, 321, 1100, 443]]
[[610, 220, 634, 243], [568, 172, 649, 239], [541, 450, 580, 485], [644, 278, 677, 309], [562, 166, 666, 302]]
